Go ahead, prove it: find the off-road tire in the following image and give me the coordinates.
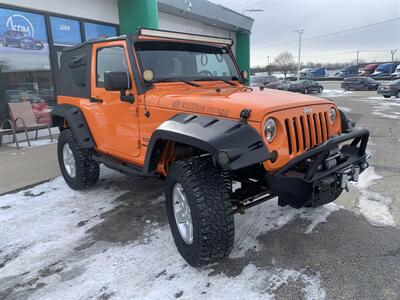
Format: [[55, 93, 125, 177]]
[[58, 129, 100, 190], [166, 157, 235, 267]]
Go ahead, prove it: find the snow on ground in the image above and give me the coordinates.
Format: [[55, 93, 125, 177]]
[[320, 90, 352, 98], [351, 167, 395, 227], [0, 172, 333, 299], [371, 100, 400, 120], [338, 106, 352, 113], [6, 138, 57, 149], [231, 200, 339, 258]]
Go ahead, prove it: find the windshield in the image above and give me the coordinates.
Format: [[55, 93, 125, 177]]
[[135, 41, 240, 82]]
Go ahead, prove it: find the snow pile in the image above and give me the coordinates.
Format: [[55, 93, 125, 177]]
[[321, 90, 352, 98], [352, 167, 395, 227], [338, 106, 352, 113]]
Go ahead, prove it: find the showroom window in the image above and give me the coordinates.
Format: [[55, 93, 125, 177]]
[[50, 16, 82, 46], [0, 7, 54, 125], [0, 5, 118, 127]]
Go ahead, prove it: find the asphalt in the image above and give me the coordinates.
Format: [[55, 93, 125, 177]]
[[1, 81, 400, 299]]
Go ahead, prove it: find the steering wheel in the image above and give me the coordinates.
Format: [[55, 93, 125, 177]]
[[199, 70, 213, 77]]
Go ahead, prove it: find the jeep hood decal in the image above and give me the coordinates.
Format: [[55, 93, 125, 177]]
[[146, 86, 334, 121]]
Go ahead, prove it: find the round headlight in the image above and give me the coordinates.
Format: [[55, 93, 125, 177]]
[[264, 118, 276, 142], [330, 108, 336, 123]]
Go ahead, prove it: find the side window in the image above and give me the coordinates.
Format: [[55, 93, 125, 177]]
[[96, 47, 128, 88]]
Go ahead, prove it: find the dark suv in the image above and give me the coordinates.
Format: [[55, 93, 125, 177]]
[[1, 30, 44, 50], [251, 75, 284, 90], [341, 77, 379, 91], [377, 79, 400, 98], [288, 80, 323, 94]]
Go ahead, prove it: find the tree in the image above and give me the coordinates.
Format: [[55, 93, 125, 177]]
[[274, 51, 295, 78]]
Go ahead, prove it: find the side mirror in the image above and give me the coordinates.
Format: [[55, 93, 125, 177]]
[[104, 71, 134, 104]]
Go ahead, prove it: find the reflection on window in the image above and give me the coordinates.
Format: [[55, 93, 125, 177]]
[[84, 22, 117, 41], [0, 7, 54, 126], [96, 47, 128, 88]]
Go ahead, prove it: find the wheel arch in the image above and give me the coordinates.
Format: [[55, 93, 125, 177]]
[[51, 104, 95, 149], [143, 114, 271, 173]]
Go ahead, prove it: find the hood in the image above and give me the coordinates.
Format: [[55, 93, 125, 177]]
[[144, 84, 334, 122]]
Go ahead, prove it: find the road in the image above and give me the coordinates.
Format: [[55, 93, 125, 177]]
[[1, 82, 399, 299]]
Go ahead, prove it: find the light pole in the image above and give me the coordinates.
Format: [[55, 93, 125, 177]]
[[356, 50, 360, 65], [391, 49, 397, 62], [295, 29, 304, 80]]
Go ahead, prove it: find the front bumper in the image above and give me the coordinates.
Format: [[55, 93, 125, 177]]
[[265, 128, 370, 208]]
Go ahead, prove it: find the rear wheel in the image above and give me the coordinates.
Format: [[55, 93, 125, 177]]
[[58, 129, 99, 190], [166, 157, 234, 267], [304, 88, 309, 94]]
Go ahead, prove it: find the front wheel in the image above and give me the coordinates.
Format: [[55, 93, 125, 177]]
[[304, 88, 309, 94], [166, 157, 234, 267], [58, 129, 100, 190], [318, 87, 323, 93], [383, 95, 391, 98]]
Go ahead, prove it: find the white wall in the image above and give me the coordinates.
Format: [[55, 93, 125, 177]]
[[0, 0, 119, 24], [158, 12, 236, 53]]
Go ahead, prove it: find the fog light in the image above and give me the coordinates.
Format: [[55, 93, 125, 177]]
[[216, 151, 230, 167]]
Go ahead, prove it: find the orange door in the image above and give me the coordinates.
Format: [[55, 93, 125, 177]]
[[90, 41, 141, 159]]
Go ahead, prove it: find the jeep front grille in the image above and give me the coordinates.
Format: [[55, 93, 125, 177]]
[[284, 112, 330, 155]]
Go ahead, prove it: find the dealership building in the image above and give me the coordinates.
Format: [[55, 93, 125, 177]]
[[0, 0, 253, 128]]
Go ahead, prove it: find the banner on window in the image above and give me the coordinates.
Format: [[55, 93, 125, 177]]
[[0, 7, 48, 54]]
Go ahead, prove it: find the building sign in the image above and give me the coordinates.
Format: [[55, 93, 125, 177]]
[[50, 16, 81, 46], [84, 22, 117, 41], [0, 8, 48, 54]]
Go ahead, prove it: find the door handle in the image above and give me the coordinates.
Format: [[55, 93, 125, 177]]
[[89, 97, 103, 103]]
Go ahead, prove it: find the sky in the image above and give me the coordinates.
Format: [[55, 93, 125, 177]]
[[211, 0, 400, 67]]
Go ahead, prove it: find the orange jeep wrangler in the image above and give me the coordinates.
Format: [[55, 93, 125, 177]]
[[52, 29, 370, 266]]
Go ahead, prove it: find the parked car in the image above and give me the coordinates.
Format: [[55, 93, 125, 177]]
[[360, 64, 379, 76], [377, 79, 400, 98], [370, 63, 398, 79], [300, 67, 326, 79], [288, 80, 323, 94], [251, 75, 284, 90], [1, 30, 44, 50], [390, 65, 400, 80], [336, 65, 359, 78], [341, 77, 380, 91]]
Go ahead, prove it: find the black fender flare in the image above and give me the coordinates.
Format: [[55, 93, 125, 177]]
[[51, 104, 95, 148], [143, 114, 271, 173], [338, 109, 355, 133]]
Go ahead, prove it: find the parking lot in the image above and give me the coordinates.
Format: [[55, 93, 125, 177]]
[[1, 81, 400, 300]]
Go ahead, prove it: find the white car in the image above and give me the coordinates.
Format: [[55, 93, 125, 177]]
[[391, 65, 400, 79]]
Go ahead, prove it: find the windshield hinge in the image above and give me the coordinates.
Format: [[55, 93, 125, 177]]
[[240, 108, 252, 123]]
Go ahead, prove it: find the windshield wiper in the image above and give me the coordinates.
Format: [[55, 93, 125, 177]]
[[155, 78, 200, 87], [193, 77, 237, 86]]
